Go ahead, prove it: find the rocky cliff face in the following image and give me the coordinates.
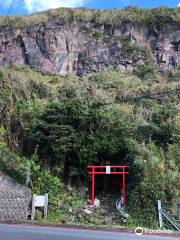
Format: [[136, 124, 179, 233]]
[[0, 9, 179, 75]]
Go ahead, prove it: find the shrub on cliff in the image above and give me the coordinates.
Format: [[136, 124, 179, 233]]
[[133, 64, 156, 79]]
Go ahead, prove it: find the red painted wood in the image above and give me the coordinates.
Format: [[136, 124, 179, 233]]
[[92, 167, 95, 206], [88, 172, 129, 175], [87, 165, 129, 207], [87, 166, 129, 169], [122, 167, 126, 207]]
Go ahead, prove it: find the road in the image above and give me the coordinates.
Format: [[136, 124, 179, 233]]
[[0, 224, 179, 240]]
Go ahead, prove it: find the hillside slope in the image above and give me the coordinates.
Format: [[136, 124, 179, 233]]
[[0, 64, 179, 226], [0, 7, 180, 227]]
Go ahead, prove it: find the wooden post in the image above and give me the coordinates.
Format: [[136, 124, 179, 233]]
[[44, 194, 48, 219], [158, 200, 163, 229], [31, 194, 36, 221]]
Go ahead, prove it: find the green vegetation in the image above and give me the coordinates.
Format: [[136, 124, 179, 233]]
[[168, 70, 180, 82], [0, 65, 179, 228], [0, 6, 179, 28], [133, 64, 156, 79]]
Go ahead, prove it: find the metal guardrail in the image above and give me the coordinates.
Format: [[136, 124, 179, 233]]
[[158, 200, 180, 232], [160, 209, 180, 231]]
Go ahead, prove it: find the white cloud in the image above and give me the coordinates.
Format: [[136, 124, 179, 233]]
[[24, 0, 87, 13]]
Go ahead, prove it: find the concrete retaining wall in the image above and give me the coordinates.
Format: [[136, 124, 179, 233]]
[[0, 171, 31, 221]]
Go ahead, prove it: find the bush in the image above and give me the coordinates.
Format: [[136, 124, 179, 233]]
[[168, 70, 180, 82], [32, 167, 64, 209], [133, 64, 156, 79], [129, 144, 180, 228], [0, 128, 28, 183]]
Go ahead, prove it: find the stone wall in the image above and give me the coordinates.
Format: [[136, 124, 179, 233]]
[[0, 171, 31, 197], [0, 189, 30, 221], [0, 171, 31, 221]]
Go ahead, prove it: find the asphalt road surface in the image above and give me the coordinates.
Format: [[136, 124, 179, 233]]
[[0, 224, 179, 240]]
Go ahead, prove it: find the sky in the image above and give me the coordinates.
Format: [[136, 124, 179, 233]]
[[0, 0, 180, 16]]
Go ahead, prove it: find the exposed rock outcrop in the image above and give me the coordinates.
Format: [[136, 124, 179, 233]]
[[0, 8, 179, 75]]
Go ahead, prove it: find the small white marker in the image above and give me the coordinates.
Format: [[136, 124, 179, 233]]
[[106, 166, 111, 174]]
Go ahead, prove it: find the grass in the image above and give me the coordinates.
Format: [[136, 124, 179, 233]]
[[0, 7, 179, 28], [0, 65, 179, 104], [0, 65, 81, 101]]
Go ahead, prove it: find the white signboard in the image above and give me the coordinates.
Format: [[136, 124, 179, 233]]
[[106, 166, 111, 174], [34, 195, 46, 207], [31, 194, 48, 220]]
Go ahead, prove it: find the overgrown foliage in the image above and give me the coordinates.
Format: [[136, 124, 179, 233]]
[[0, 65, 179, 227]]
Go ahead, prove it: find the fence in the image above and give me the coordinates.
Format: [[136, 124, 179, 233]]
[[158, 200, 180, 231]]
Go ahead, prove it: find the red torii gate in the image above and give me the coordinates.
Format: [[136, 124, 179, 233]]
[[87, 166, 129, 208]]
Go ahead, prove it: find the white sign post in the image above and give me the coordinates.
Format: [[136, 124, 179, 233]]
[[106, 166, 111, 174], [31, 194, 48, 220]]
